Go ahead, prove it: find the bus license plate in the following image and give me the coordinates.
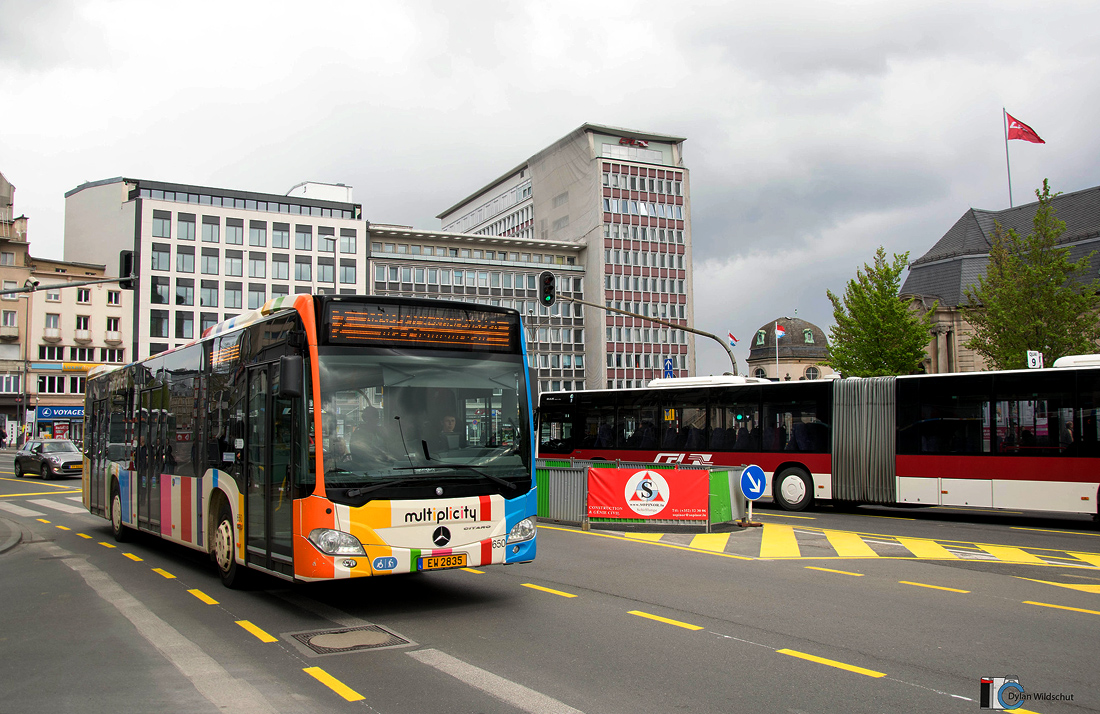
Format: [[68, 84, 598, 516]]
[[419, 554, 467, 571]]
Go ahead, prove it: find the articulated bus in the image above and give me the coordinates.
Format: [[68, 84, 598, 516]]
[[83, 294, 538, 587], [538, 361, 1100, 518]]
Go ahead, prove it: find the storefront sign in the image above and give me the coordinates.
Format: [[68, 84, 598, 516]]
[[36, 406, 85, 420], [587, 467, 708, 520]]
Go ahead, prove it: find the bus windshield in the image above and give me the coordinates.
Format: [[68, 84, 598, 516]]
[[316, 351, 530, 492]]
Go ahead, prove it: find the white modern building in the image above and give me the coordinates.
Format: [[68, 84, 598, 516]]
[[64, 178, 364, 359], [437, 123, 695, 389]]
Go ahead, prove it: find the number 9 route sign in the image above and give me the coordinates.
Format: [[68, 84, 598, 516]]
[[739, 464, 767, 502]]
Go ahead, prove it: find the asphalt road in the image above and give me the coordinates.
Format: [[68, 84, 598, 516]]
[[1, 455, 1097, 714]]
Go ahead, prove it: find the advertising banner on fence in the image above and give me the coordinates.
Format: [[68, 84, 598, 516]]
[[587, 467, 709, 520]]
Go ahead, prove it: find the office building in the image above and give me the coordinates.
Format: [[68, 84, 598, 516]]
[[437, 123, 695, 389]]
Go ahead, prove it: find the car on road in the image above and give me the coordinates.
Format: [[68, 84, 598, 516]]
[[14, 438, 84, 479]]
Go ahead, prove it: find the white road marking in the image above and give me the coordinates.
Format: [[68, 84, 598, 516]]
[[0, 502, 46, 517], [66, 496, 84, 502], [28, 498, 86, 514], [43, 542, 279, 714], [408, 648, 585, 714]]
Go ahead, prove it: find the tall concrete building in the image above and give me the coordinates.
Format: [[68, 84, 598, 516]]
[[437, 123, 695, 390], [64, 178, 364, 359]]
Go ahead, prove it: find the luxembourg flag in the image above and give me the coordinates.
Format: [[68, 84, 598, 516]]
[[728, 332, 738, 347], [775, 324, 786, 339]]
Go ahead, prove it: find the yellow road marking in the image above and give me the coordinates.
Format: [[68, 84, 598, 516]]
[[77, 533, 92, 539], [1013, 526, 1100, 538], [237, 620, 278, 643], [805, 566, 864, 576], [756, 512, 816, 519], [188, 589, 219, 605], [36, 518, 50, 524], [152, 568, 175, 579], [824, 530, 878, 558], [624, 533, 665, 541], [1024, 601, 1100, 616], [1017, 577, 1100, 594], [2, 490, 81, 497], [461, 567, 485, 574], [99, 542, 116, 549], [538, 525, 754, 560], [896, 537, 959, 560], [55, 525, 71, 531], [689, 533, 731, 552], [978, 545, 1046, 565], [760, 523, 800, 558], [123, 553, 142, 561], [855, 513, 914, 521], [303, 666, 364, 701], [628, 610, 704, 630], [1069, 552, 1100, 568], [777, 649, 886, 678], [899, 580, 969, 593], [522, 583, 577, 598]]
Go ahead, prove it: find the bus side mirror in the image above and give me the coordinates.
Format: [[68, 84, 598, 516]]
[[279, 355, 303, 398]]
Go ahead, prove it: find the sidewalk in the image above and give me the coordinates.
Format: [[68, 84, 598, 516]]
[[0, 516, 21, 554]]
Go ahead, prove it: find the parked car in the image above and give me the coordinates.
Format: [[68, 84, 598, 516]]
[[15, 438, 84, 479]]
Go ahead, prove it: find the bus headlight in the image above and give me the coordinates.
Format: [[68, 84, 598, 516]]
[[506, 517, 537, 544], [308, 528, 366, 556]]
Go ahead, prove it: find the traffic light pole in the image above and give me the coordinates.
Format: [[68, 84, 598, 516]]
[[554, 294, 738, 375], [0, 276, 128, 297]]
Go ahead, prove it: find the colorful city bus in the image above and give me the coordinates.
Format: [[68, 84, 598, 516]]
[[83, 294, 538, 587], [538, 362, 1100, 517]]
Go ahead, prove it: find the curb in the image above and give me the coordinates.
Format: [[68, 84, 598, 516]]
[[0, 517, 22, 554]]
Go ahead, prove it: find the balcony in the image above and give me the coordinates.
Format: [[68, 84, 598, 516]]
[[42, 327, 61, 343], [74, 329, 92, 344], [105, 330, 122, 345], [0, 325, 18, 341]]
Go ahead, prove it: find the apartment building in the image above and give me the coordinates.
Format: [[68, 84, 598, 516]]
[[437, 123, 695, 390], [64, 178, 364, 359]]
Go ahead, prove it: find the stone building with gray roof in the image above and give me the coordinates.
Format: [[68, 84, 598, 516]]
[[900, 184, 1100, 373]]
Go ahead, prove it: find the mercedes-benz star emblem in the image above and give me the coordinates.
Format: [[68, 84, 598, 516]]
[[432, 526, 451, 547]]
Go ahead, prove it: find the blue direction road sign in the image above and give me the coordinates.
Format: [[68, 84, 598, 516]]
[[663, 357, 674, 378], [739, 464, 767, 501]]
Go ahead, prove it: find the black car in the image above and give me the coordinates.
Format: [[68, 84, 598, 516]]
[[15, 438, 83, 479]]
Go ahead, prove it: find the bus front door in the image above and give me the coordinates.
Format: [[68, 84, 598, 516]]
[[244, 364, 295, 577]]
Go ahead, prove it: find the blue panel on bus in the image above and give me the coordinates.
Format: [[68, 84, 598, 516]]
[[119, 468, 132, 525]]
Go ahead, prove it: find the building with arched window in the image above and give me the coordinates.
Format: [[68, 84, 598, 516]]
[[745, 317, 835, 381]]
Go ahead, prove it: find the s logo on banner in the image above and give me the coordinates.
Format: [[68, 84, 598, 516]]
[[624, 470, 670, 517]]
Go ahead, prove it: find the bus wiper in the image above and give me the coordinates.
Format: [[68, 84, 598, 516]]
[[395, 462, 517, 490]]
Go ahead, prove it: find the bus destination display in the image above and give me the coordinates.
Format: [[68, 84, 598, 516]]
[[326, 304, 516, 351]]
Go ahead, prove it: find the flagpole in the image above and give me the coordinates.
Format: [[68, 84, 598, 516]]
[[1003, 107, 1013, 208], [774, 320, 779, 379]]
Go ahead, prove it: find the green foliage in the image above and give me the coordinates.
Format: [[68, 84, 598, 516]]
[[826, 247, 935, 377], [963, 180, 1100, 370]]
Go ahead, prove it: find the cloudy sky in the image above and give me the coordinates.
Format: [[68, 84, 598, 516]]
[[3, 1, 1097, 376]]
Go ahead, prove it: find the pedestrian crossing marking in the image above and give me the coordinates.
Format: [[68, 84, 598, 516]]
[[689, 533, 731, 552], [824, 530, 878, 558], [759, 523, 800, 558], [896, 537, 959, 560], [0, 502, 46, 517], [1070, 552, 1100, 568], [978, 545, 1047, 565], [28, 498, 86, 514], [66, 496, 83, 502]]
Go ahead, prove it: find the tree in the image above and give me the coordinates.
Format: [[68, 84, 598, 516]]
[[826, 247, 935, 377], [963, 180, 1100, 370]]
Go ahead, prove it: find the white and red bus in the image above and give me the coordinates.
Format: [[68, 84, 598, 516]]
[[537, 359, 1100, 517], [84, 294, 538, 587]]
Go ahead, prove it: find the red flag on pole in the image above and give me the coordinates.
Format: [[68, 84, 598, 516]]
[[1006, 113, 1045, 144]]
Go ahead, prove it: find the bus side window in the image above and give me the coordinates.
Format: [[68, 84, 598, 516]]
[[539, 413, 573, 454]]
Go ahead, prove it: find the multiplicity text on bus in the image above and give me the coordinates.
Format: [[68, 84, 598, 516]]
[[538, 364, 1100, 518], [83, 294, 537, 587]]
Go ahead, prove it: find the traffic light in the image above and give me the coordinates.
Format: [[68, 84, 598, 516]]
[[538, 271, 556, 307], [118, 250, 135, 290]]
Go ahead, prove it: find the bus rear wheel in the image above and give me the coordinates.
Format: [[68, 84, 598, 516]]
[[774, 467, 813, 512], [213, 504, 247, 588]]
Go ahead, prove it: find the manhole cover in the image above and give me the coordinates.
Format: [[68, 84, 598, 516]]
[[287, 625, 413, 657]]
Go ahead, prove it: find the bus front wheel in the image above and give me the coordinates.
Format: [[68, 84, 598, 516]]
[[213, 504, 247, 588], [110, 483, 130, 543], [774, 467, 813, 512]]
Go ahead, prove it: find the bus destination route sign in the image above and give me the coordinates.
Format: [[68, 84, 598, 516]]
[[326, 304, 516, 352]]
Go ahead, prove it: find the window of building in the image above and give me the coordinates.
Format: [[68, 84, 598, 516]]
[[100, 348, 125, 363], [107, 290, 121, 305], [295, 225, 312, 251], [339, 231, 356, 254], [175, 311, 194, 339], [150, 310, 169, 338], [272, 223, 290, 249], [201, 250, 219, 275], [200, 313, 218, 334], [202, 216, 220, 242], [39, 345, 63, 360], [318, 228, 335, 253], [38, 375, 65, 394], [225, 219, 244, 245], [1, 280, 15, 301], [151, 244, 170, 271], [272, 255, 289, 280], [44, 313, 59, 329], [176, 279, 194, 306], [224, 284, 243, 309], [176, 247, 194, 273], [178, 213, 196, 241], [248, 285, 266, 309], [249, 221, 267, 247], [317, 261, 334, 284], [225, 252, 243, 277], [76, 288, 91, 303], [200, 281, 218, 307], [1, 310, 14, 327], [76, 315, 90, 330], [295, 257, 311, 282], [0, 252, 13, 266], [340, 262, 356, 284], [152, 210, 171, 238], [248, 254, 266, 279], [106, 316, 119, 331], [0, 374, 20, 393], [45, 288, 61, 302]]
